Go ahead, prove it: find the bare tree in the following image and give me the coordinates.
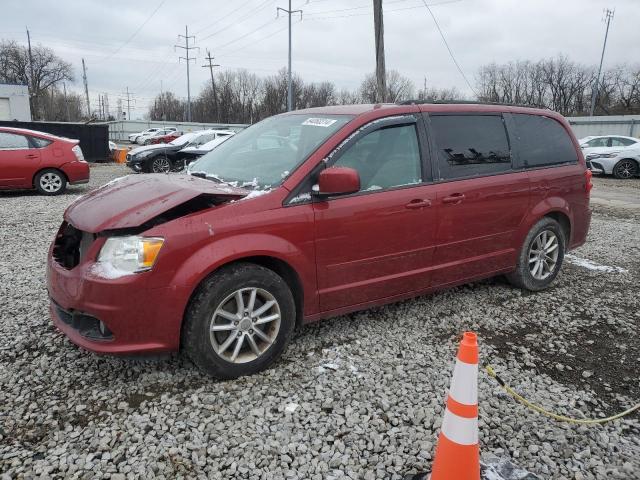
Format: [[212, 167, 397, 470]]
[[0, 39, 74, 119], [359, 70, 415, 103]]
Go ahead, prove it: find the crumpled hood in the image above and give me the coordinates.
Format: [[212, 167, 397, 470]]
[[65, 174, 248, 233]]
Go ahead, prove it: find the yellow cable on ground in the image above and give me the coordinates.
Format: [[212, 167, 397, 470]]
[[485, 365, 640, 425]]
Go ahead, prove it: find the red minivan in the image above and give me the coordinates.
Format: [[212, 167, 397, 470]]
[[0, 127, 89, 195], [47, 103, 591, 378]]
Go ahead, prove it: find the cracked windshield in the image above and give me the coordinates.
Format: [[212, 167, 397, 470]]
[[188, 114, 353, 189]]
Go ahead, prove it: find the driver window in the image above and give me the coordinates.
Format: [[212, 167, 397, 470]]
[[333, 124, 422, 192]]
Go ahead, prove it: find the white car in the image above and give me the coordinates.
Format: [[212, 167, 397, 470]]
[[579, 135, 639, 163], [588, 147, 640, 179], [128, 127, 176, 144], [136, 127, 178, 145], [180, 132, 236, 168], [128, 128, 161, 144]]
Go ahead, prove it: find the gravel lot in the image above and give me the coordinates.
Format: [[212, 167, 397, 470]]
[[1, 165, 639, 479]]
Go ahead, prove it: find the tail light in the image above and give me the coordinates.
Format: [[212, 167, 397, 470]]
[[72, 144, 85, 162], [585, 169, 593, 193]]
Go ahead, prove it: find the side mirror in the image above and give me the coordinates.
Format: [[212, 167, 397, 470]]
[[315, 167, 360, 197]]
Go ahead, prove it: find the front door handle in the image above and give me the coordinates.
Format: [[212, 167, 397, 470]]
[[26, 154, 39, 159], [442, 193, 465, 204], [405, 199, 432, 209]]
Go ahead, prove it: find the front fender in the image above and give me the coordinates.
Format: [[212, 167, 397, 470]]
[[171, 233, 318, 315]]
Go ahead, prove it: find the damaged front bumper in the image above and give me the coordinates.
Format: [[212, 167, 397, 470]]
[[46, 235, 188, 355]]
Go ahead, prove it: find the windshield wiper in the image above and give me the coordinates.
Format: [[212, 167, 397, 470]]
[[189, 171, 232, 186]]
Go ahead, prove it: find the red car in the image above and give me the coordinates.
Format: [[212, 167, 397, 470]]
[[47, 103, 591, 378], [150, 131, 182, 144], [0, 127, 89, 195]]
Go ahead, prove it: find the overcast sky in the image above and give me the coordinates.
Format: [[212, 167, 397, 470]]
[[2, 0, 638, 119]]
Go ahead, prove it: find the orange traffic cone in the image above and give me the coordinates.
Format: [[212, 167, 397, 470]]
[[429, 331, 480, 480]]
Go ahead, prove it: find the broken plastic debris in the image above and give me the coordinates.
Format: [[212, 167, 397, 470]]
[[480, 457, 540, 480]]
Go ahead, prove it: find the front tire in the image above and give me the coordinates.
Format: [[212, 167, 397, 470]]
[[506, 217, 565, 291], [613, 159, 638, 179], [35, 169, 67, 195], [147, 156, 172, 173], [182, 263, 296, 379]]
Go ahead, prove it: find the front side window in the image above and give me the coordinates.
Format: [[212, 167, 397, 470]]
[[190, 114, 353, 190], [0, 132, 30, 150], [586, 138, 608, 147], [333, 124, 422, 192], [430, 115, 511, 180], [513, 114, 578, 168]]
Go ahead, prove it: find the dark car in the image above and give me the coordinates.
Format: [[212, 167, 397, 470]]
[[48, 103, 592, 379], [126, 130, 219, 173]]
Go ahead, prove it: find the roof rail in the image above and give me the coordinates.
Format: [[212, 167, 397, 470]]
[[397, 99, 548, 109]]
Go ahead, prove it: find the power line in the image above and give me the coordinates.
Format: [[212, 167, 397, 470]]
[[103, 0, 166, 60], [419, 0, 476, 96], [202, 50, 221, 122], [194, 0, 257, 35], [305, 0, 462, 20], [200, 0, 274, 42], [217, 22, 293, 57], [175, 25, 198, 122], [123, 87, 136, 120], [590, 8, 615, 116], [277, 1, 303, 111]]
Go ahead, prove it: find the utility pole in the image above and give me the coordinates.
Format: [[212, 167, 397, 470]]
[[590, 8, 614, 116], [175, 26, 197, 122], [26, 28, 37, 118], [277, 1, 303, 111], [202, 50, 220, 122], [62, 82, 71, 122], [82, 58, 91, 118], [373, 0, 386, 103], [123, 87, 134, 120]]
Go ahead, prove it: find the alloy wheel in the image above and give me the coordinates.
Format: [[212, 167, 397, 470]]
[[528, 230, 559, 281], [151, 157, 171, 173], [614, 160, 637, 179], [39, 172, 63, 193], [209, 288, 281, 364]]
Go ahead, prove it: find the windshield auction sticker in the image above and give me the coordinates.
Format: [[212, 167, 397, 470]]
[[302, 118, 338, 127]]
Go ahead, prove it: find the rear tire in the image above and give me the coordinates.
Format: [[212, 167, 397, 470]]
[[35, 169, 67, 195], [506, 217, 565, 291], [613, 159, 638, 179], [182, 263, 296, 379]]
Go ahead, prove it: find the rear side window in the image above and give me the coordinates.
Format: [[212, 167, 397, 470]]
[[612, 137, 636, 147], [30, 137, 53, 148], [513, 114, 578, 168], [0, 132, 30, 149], [430, 115, 511, 180]]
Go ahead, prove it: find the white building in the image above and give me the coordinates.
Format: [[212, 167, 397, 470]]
[[0, 84, 32, 121]]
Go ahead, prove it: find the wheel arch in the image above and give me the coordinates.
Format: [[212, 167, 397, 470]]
[[32, 167, 68, 188], [179, 253, 308, 349], [544, 210, 571, 244], [519, 197, 574, 250]]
